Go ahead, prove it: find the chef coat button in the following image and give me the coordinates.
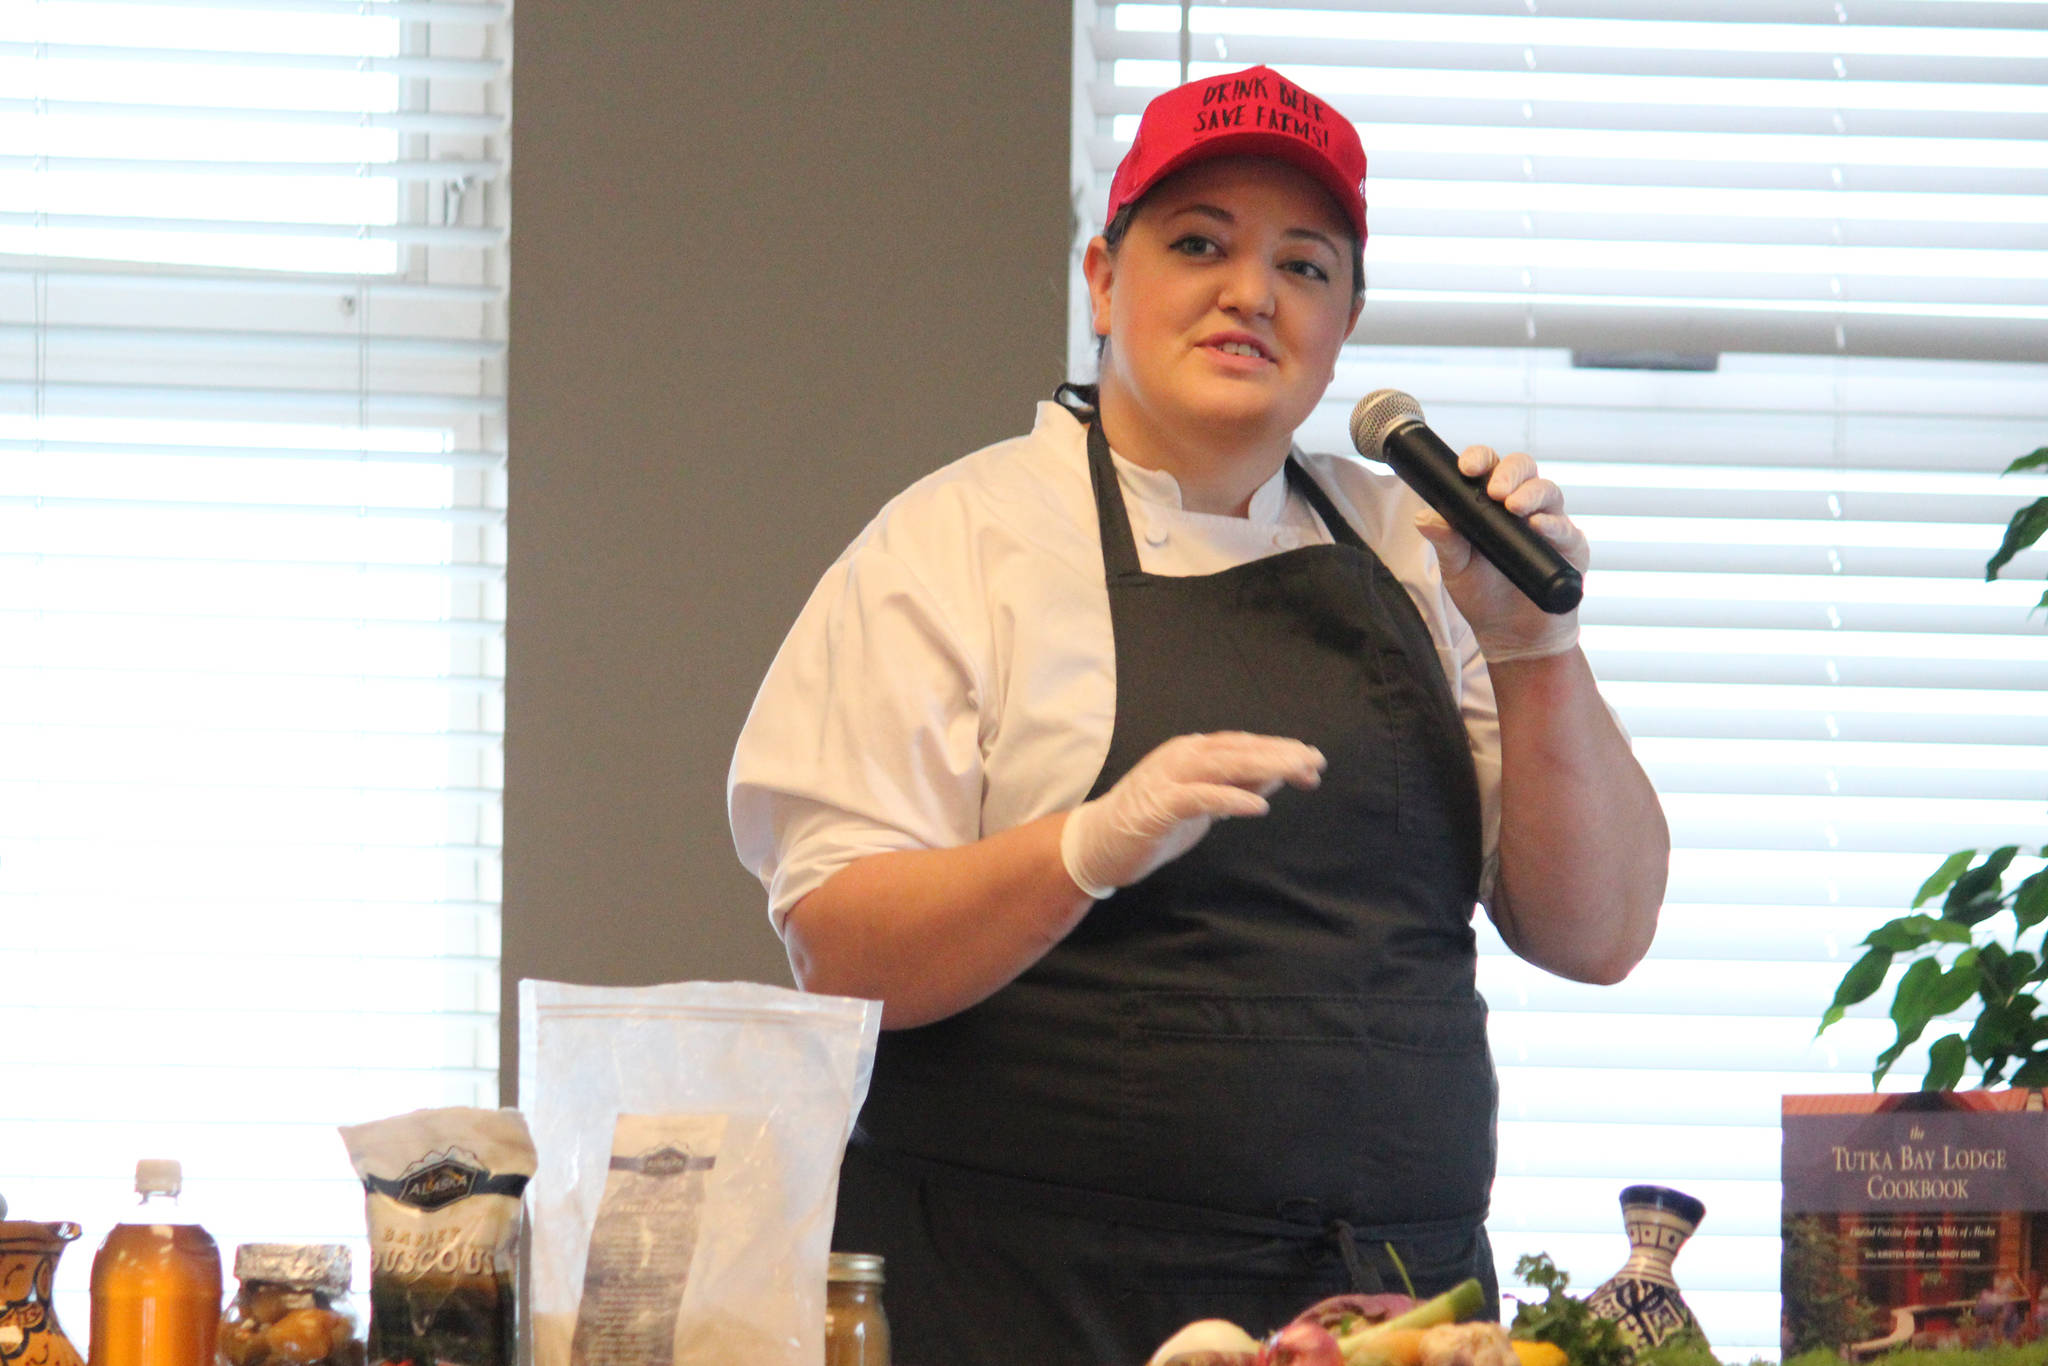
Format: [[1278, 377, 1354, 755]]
[[1145, 521, 1169, 547], [1273, 529, 1297, 549]]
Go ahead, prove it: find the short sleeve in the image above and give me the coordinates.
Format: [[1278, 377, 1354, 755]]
[[728, 534, 987, 934]]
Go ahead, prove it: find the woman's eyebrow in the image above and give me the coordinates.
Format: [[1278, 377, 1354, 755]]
[[1284, 227, 1342, 256]]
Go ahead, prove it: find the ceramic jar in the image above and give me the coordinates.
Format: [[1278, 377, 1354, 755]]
[[0, 1220, 86, 1366], [1585, 1184, 1708, 1351]]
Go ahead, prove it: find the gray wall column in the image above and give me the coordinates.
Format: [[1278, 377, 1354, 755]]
[[503, 4, 1076, 1094]]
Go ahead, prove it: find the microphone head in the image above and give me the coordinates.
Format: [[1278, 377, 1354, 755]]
[[1349, 388, 1425, 460]]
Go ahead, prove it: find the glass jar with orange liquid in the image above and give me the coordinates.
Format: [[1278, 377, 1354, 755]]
[[89, 1159, 223, 1366]]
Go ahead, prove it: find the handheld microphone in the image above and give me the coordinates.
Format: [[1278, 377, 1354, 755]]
[[1349, 389, 1583, 615]]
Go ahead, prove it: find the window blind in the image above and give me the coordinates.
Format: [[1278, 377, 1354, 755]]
[[1074, 4, 2048, 1358], [1078, 0, 2048, 365], [0, 0, 507, 1339]]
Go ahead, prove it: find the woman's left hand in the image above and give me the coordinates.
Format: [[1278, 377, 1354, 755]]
[[1413, 444, 1589, 664]]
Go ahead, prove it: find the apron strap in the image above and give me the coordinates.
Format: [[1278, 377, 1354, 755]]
[[1053, 380, 1099, 421], [1330, 1220, 1386, 1294], [1082, 409, 1147, 582], [1284, 458, 1372, 554]]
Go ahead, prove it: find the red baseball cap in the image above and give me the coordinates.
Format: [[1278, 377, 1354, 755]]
[[1105, 65, 1368, 243]]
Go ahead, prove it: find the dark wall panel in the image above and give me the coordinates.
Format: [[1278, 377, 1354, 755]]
[[503, 3, 1075, 1092]]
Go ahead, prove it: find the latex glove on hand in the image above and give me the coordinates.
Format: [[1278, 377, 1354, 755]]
[[1060, 731, 1326, 900], [1415, 444, 1590, 665]]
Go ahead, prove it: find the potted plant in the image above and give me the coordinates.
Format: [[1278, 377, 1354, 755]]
[[1819, 447, 2048, 1089]]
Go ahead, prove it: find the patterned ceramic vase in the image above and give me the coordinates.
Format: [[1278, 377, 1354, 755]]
[[0, 1221, 86, 1366], [1585, 1185, 1708, 1351]]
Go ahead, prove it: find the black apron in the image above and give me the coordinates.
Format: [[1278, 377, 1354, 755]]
[[835, 392, 1496, 1366]]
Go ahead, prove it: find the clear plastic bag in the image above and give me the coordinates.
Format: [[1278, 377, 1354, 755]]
[[518, 980, 880, 1366]]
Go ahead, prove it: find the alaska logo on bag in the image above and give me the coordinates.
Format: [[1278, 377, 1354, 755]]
[[639, 1147, 696, 1178], [397, 1153, 483, 1210], [358, 1147, 495, 1211], [605, 1144, 715, 1178]]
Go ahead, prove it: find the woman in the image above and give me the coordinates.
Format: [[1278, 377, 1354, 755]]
[[730, 65, 1668, 1366]]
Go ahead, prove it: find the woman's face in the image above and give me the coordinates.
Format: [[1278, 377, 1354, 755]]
[[1085, 156, 1363, 459]]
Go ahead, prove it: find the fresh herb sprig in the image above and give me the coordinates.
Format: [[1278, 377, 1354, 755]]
[[1508, 1255, 1635, 1366], [1634, 1328, 1724, 1366]]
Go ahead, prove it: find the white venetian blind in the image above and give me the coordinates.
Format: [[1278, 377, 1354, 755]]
[[0, 0, 507, 1336], [1073, 4, 2048, 1358]]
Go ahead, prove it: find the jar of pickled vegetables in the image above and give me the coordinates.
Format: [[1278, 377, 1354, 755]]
[[217, 1245, 363, 1366], [824, 1252, 889, 1366]]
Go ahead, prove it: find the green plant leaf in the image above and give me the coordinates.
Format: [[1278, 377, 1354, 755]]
[[1969, 999, 2021, 1054], [1947, 844, 2019, 908], [1975, 941, 2014, 995], [1985, 496, 2048, 582], [1864, 914, 1971, 951], [1944, 846, 2021, 924], [1914, 850, 1979, 908], [1971, 990, 2048, 1087], [1931, 949, 1982, 1015], [2012, 1053, 2048, 1088], [2004, 447, 2048, 476], [1874, 958, 1945, 1084], [1924, 1033, 1968, 1092], [2005, 950, 2039, 993], [1890, 957, 1944, 1026], [1820, 945, 1895, 1033], [2016, 871, 2048, 935]]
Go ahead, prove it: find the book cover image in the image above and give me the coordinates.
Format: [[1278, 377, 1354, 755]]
[[1783, 1090, 2048, 1359]]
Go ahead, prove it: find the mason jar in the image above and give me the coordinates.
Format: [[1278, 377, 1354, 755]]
[[218, 1244, 362, 1366], [824, 1251, 889, 1366]]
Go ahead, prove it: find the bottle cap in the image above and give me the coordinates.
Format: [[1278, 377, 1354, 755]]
[[134, 1159, 183, 1196], [827, 1251, 884, 1285]]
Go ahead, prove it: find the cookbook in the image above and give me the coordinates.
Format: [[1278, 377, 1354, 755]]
[[1782, 1090, 2048, 1358]]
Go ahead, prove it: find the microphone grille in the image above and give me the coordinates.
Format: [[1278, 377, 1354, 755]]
[[1349, 388, 1425, 460]]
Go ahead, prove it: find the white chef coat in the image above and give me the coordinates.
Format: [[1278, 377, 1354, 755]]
[[728, 400, 1503, 933]]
